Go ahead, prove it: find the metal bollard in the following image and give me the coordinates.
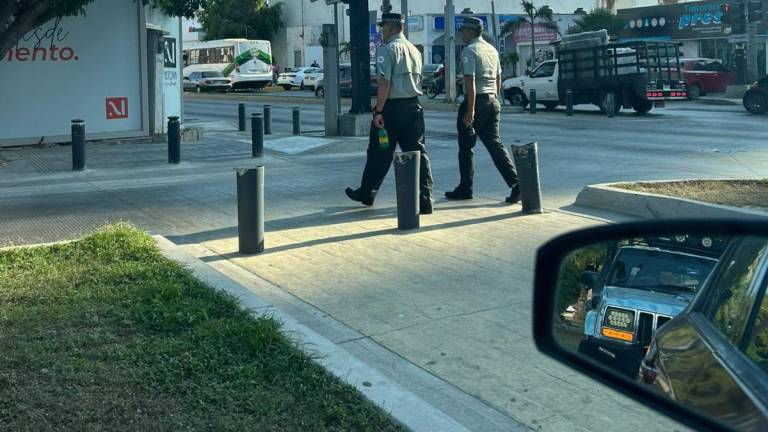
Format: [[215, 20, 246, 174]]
[[263, 105, 272, 135], [511, 142, 543, 215], [566, 89, 574, 116], [236, 166, 265, 254], [71, 119, 86, 171], [168, 116, 181, 164], [251, 113, 264, 158], [607, 92, 616, 118], [238, 103, 246, 131], [394, 151, 421, 230], [529, 89, 537, 114], [292, 107, 301, 135]]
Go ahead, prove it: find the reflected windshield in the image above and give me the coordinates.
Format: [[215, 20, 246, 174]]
[[607, 248, 717, 293]]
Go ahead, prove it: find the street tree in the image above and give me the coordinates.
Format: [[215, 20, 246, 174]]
[[198, 0, 284, 41], [0, 0, 204, 60], [568, 8, 628, 37], [500, 0, 558, 70]]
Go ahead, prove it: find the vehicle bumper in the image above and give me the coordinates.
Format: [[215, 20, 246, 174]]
[[579, 337, 645, 378], [200, 84, 232, 92]]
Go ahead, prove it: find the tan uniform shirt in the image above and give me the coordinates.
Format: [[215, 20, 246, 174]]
[[377, 34, 423, 99], [461, 36, 501, 95]]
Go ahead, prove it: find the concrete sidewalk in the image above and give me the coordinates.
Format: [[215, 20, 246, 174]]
[[0, 129, 684, 431]]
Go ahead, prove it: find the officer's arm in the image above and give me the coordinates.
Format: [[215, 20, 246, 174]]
[[375, 50, 394, 113], [462, 50, 477, 116], [496, 73, 502, 95], [375, 79, 391, 113]]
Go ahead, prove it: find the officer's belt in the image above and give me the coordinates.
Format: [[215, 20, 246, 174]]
[[386, 96, 419, 103], [476, 94, 497, 100]]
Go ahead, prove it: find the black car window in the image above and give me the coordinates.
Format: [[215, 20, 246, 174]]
[[201, 72, 222, 78], [704, 237, 768, 343], [692, 61, 710, 71], [745, 285, 768, 373]]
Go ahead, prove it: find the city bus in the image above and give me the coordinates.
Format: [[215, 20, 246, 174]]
[[183, 39, 273, 90]]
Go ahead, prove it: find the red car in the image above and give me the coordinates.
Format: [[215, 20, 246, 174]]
[[680, 58, 737, 99]]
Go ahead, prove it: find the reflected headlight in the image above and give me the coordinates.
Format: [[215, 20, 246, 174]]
[[604, 307, 635, 331]]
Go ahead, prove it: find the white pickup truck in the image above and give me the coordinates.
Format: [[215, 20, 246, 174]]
[[502, 31, 688, 114]]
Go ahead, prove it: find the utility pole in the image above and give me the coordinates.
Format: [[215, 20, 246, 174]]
[[402, 0, 409, 38], [445, 0, 456, 102], [348, 0, 372, 113]]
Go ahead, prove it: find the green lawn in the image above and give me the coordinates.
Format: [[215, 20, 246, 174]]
[[0, 225, 404, 431]]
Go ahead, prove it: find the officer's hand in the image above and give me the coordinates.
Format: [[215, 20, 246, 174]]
[[373, 113, 385, 128], [463, 112, 474, 128]]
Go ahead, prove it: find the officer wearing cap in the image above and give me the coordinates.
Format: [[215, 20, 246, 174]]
[[445, 16, 520, 204], [345, 12, 435, 214]]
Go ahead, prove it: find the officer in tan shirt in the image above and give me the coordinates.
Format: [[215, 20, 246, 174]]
[[346, 13, 435, 214], [445, 17, 520, 204]]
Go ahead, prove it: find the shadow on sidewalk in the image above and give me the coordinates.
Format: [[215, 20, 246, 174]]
[[191, 210, 525, 262]]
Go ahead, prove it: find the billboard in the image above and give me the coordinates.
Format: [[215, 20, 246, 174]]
[[618, 0, 731, 40], [0, 1, 145, 144]]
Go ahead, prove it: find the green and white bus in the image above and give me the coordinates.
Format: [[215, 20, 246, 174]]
[[183, 39, 273, 90]]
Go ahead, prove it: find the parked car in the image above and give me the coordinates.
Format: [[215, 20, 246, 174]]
[[302, 68, 323, 90], [315, 64, 377, 98], [277, 67, 319, 91], [743, 74, 768, 115], [639, 234, 768, 430], [183, 71, 232, 93], [679, 58, 737, 99]]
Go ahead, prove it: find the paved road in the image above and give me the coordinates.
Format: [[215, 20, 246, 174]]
[[185, 95, 768, 209]]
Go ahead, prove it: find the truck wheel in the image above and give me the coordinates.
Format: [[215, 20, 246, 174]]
[[632, 99, 654, 115], [743, 88, 768, 115], [543, 102, 558, 111], [687, 84, 701, 100], [507, 89, 528, 108]]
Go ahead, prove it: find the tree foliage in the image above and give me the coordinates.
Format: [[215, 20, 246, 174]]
[[0, 0, 204, 59], [568, 8, 628, 37], [198, 0, 284, 41], [500, 1, 558, 69]]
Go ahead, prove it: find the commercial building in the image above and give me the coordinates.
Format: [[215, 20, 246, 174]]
[[0, 2, 183, 146], [616, 0, 767, 77]]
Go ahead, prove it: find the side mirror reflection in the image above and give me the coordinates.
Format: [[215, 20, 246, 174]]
[[535, 221, 768, 432]]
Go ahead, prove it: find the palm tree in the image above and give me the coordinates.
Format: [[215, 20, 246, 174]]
[[501, 1, 559, 70], [568, 8, 628, 37]]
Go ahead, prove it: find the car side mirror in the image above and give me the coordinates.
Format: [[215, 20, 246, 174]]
[[534, 220, 766, 432]]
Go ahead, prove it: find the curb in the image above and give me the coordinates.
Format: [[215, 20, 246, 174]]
[[152, 235, 474, 432], [575, 183, 768, 220], [696, 98, 741, 107]]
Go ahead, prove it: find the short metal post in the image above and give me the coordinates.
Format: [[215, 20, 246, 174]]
[[529, 89, 537, 114], [71, 119, 86, 171], [238, 103, 246, 131], [607, 92, 616, 118], [394, 151, 420, 230], [511, 142, 543, 215], [566, 90, 574, 116], [292, 107, 301, 135], [251, 113, 264, 158], [167, 116, 181, 164], [236, 166, 265, 254], [263, 105, 272, 135]]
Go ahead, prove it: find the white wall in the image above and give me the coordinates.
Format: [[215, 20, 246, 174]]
[[0, 1, 146, 144]]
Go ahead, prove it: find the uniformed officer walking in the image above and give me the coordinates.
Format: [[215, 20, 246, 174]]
[[345, 13, 435, 214], [445, 17, 520, 204]]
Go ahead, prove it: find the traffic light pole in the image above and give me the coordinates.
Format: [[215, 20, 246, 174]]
[[348, 0, 372, 114]]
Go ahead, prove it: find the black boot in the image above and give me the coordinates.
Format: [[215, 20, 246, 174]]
[[420, 197, 433, 215], [445, 186, 473, 200], [345, 187, 375, 206], [505, 184, 521, 204]]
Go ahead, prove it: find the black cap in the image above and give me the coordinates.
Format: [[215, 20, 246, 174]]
[[458, 16, 484, 32], [378, 13, 405, 25]]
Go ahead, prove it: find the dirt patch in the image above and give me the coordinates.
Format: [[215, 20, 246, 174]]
[[616, 180, 768, 211]]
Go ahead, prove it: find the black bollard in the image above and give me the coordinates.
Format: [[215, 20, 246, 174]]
[[236, 166, 265, 254], [168, 116, 181, 164], [394, 151, 420, 230], [263, 105, 272, 135], [566, 89, 574, 116], [511, 143, 543, 215], [71, 119, 86, 171], [251, 113, 264, 158], [238, 103, 246, 131], [529, 89, 537, 114], [292, 107, 301, 135], [607, 92, 616, 118]]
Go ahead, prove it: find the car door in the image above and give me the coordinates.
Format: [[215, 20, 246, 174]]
[[710, 61, 736, 92], [185, 72, 200, 90], [692, 60, 716, 93], [527, 61, 558, 101]]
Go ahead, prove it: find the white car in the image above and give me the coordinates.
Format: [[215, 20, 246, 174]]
[[303, 69, 323, 90], [277, 67, 320, 91]]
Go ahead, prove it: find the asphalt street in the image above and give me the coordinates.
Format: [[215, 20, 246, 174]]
[[184, 93, 768, 209]]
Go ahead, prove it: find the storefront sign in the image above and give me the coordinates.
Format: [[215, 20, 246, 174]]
[[408, 16, 424, 33], [618, 0, 728, 40], [512, 23, 559, 44], [434, 15, 490, 31], [164, 38, 177, 68]]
